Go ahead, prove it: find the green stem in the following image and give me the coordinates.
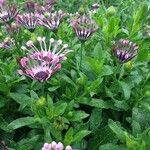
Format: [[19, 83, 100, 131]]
[[41, 82, 45, 96], [115, 64, 123, 80], [80, 41, 85, 68]]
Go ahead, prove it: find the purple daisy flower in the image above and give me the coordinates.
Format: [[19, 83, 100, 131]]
[[18, 37, 71, 82], [113, 39, 139, 63], [71, 14, 98, 41], [0, 2, 18, 24], [16, 13, 39, 32], [38, 10, 65, 31]]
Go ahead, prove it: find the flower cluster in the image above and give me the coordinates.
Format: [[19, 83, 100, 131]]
[[0, 2, 18, 24], [42, 141, 72, 150], [113, 39, 139, 63], [18, 37, 70, 82], [71, 14, 98, 41]]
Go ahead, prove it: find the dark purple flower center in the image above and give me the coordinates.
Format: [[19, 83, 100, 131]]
[[35, 71, 48, 81]]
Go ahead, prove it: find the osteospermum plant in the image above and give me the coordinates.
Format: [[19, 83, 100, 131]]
[[18, 36, 70, 82], [0, 1, 150, 150]]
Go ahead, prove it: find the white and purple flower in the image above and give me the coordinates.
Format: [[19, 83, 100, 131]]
[[16, 13, 39, 32], [0, 37, 14, 49], [18, 37, 71, 82], [0, 2, 18, 24], [113, 39, 139, 63], [38, 10, 65, 31], [42, 141, 72, 150], [71, 14, 98, 41]]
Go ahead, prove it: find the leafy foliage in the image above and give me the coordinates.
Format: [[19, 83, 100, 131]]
[[0, 0, 150, 150]]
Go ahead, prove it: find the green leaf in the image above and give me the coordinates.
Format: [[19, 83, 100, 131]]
[[114, 100, 129, 111], [30, 90, 39, 99], [93, 42, 105, 59], [131, 4, 148, 34], [99, 143, 126, 150], [47, 95, 53, 107], [0, 83, 9, 93], [48, 85, 60, 92], [61, 74, 76, 87], [87, 125, 117, 150], [64, 127, 74, 145], [7, 117, 36, 130], [89, 108, 102, 131], [87, 78, 103, 97], [0, 116, 9, 131], [78, 97, 115, 109], [17, 135, 41, 148], [102, 65, 113, 76], [108, 119, 127, 141], [53, 102, 67, 117], [9, 93, 32, 110], [86, 57, 104, 76], [73, 130, 91, 143], [68, 111, 89, 121], [0, 98, 6, 109], [118, 81, 131, 100]]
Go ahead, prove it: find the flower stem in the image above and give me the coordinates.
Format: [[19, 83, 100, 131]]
[[80, 41, 85, 68], [115, 63, 125, 81], [41, 82, 45, 96]]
